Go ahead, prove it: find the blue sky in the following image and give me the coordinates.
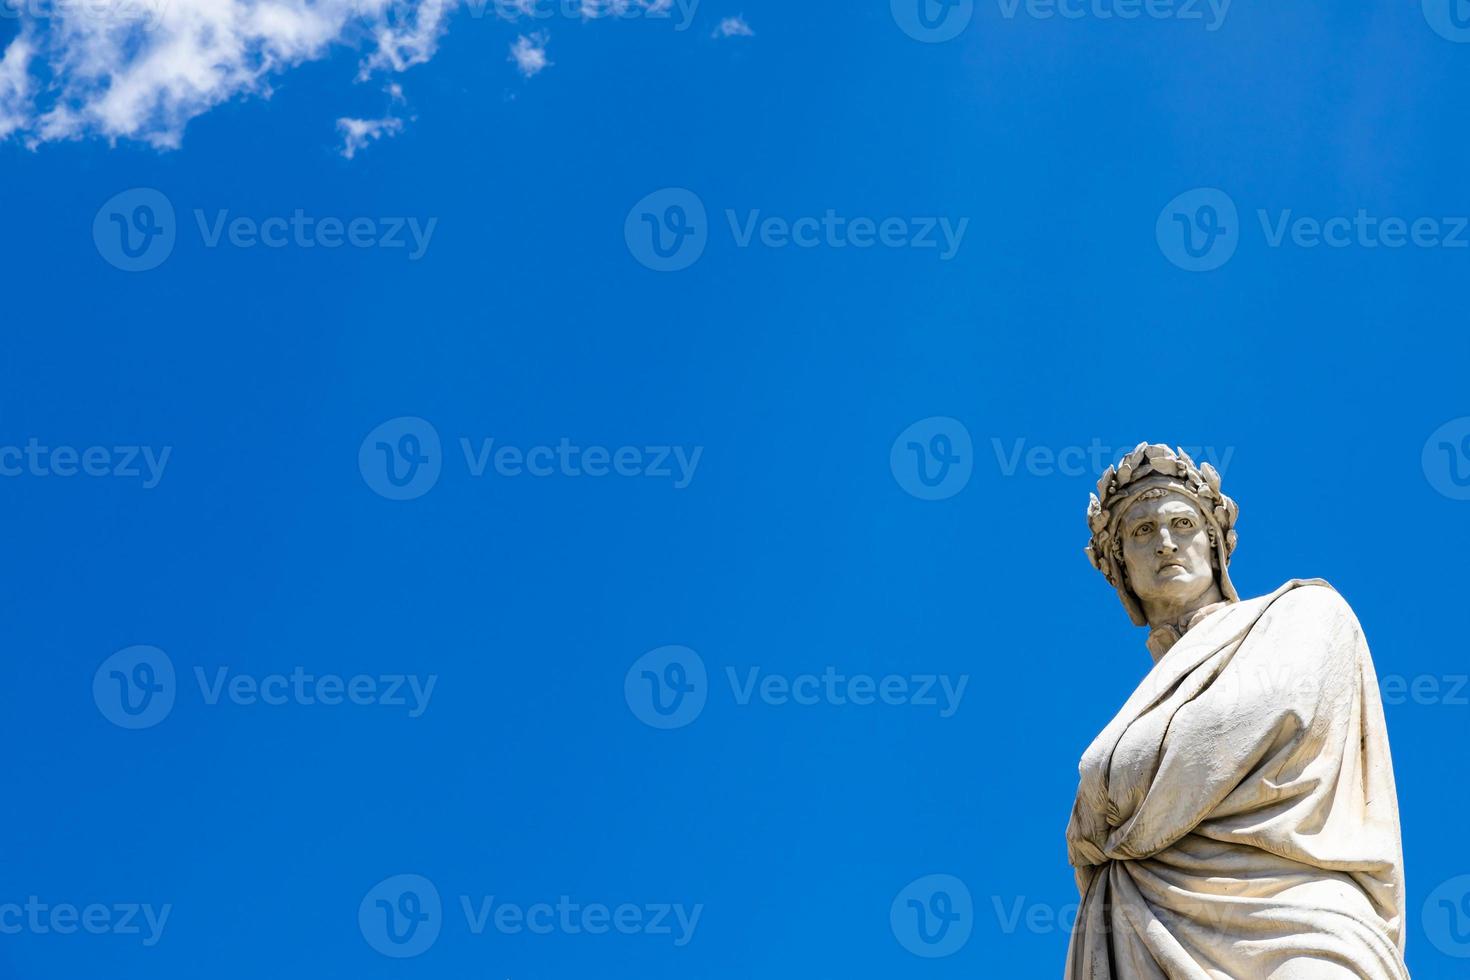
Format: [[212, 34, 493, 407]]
[[3, 1, 1470, 977]]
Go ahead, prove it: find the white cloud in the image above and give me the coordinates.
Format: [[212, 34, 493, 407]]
[[0, 30, 35, 141], [0, 0, 425, 148], [712, 14, 752, 38], [0, 0, 677, 149], [337, 114, 405, 158], [508, 31, 550, 77]]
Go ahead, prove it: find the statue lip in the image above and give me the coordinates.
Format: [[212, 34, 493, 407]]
[[1157, 560, 1186, 572]]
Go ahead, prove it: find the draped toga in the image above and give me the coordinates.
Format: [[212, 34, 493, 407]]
[[1065, 580, 1409, 979]]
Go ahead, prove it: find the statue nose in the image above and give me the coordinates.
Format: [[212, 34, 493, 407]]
[[1156, 533, 1178, 555]]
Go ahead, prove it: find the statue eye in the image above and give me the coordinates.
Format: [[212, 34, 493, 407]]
[[1133, 523, 1153, 536], [1175, 518, 1194, 529]]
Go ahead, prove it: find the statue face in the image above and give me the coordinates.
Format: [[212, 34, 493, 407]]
[[1120, 494, 1216, 609]]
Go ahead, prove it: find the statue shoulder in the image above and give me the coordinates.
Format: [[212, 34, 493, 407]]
[[1255, 579, 1363, 636]]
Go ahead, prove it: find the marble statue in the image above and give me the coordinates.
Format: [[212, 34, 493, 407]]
[[1065, 444, 1409, 979]]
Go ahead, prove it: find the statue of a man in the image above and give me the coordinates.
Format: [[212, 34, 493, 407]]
[[1066, 444, 1409, 979]]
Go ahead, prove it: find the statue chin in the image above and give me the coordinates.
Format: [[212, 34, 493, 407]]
[[1138, 573, 1204, 599], [1125, 569, 1217, 622], [1143, 575, 1209, 603]]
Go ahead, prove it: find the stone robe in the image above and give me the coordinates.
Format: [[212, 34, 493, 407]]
[[1065, 580, 1409, 979]]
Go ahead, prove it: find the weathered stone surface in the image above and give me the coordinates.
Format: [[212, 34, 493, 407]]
[[1067, 445, 1408, 979]]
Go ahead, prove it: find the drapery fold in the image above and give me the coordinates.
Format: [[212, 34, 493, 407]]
[[1065, 580, 1408, 980]]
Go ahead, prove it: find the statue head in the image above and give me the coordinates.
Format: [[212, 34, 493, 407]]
[[1085, 444, 1239, 626]]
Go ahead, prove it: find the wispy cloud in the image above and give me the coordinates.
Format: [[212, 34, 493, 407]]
[[337, 116, 405, 159], [712, 15, 753, 38], [509, 32, 552, 77]]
